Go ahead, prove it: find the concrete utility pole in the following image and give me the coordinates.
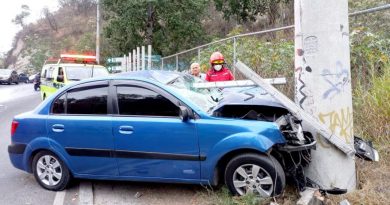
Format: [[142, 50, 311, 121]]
[[96, 0, 100, 64], [294, 0, 356, 191]]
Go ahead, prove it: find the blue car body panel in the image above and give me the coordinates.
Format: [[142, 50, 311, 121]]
[[112, 116, 200, 179], [8, 73, 287, 185]]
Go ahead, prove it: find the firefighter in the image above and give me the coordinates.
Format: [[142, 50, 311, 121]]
[[205, 52, 234, 82]]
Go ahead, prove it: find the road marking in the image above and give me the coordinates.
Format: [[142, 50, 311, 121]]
[[79, 181, 93, 205], [53, 191, 66, 205]]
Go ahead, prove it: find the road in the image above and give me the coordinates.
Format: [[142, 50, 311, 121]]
[[0, 84, 210, 205]]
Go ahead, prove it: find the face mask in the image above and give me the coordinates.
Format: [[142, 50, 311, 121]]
[[214, 64, 222, 71]]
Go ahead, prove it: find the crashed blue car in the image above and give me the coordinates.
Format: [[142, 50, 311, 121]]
[[8, 70, 315, 197]]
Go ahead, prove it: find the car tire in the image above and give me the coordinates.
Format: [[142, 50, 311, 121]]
[[224, 153, 285, 197], [32, 151, 71, 191]]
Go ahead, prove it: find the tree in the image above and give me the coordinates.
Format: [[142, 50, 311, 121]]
[[102, 0, 209, 56], [58, 0, 96, 15], [42, 7, 58, 32], [12, 5, 31, 28], [213, 0, 291, 25]]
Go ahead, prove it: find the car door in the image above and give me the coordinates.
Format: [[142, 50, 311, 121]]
[[111, 80, 200, 180], [47, 80, 117, 176]]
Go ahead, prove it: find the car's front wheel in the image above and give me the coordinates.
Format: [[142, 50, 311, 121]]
[[224, 153, 285, 197], [32, 151, 71, 191]]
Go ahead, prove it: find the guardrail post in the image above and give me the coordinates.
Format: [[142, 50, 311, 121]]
[[176, 55, 179, 71], [197, 49, 201, 63], [132, 49, 136, 71], [233, 37, 237, 76], [142, 46, 145, 70], [128, 52, 132, 71], [123, 54, 126, 72], [137, 47, 140, 71], [148, 45, 152, 70]]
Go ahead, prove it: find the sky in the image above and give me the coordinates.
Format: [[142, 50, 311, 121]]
[[0, 0, 59, 54]]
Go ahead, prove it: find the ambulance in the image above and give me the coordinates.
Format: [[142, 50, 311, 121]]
[[40, 54, 109, 100]]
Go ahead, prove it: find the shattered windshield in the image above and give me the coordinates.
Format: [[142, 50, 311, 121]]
[[65, 66, 109, 81], [159, 72, 219, 113]]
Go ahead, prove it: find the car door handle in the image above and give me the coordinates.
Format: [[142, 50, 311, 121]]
[[52, 124, 64, 133], [119, 126, 134, 135]]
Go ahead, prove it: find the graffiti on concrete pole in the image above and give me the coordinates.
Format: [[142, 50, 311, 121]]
[[318, 107, 353, 143], [321, 61, 350, 100]]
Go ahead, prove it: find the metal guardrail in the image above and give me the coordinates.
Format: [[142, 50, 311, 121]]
[[160, 4, 390, 72], [349, 4, 390, 17]]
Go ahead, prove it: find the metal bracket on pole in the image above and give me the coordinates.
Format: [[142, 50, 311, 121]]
[[235, 60, 355, 156]]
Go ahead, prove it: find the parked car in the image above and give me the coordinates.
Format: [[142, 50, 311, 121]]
[[0, 69, 19, 84], [18, 73, 29, 83], [8, 70, 315, 197]]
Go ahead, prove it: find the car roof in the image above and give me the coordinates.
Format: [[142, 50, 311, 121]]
[[36, 70, 209, 117]]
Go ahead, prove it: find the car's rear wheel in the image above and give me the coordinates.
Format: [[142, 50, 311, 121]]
[[224, 153, 285, 197], [32, 151, 71, 191]]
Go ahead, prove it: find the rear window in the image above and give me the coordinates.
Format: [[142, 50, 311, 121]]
[[65, 66, 109, 81], [52, 83, 108, 115]]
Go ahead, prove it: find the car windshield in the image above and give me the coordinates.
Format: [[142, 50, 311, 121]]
[[0, 69, 12, 75], [160, 73, 219, 113], [65, 66, 109, 81]]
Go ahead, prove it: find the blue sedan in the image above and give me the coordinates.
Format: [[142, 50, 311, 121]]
[[8, 71, 315, 197]]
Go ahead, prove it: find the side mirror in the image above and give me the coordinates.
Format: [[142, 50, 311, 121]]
[[179, 106, 190, 122], [57, 75, 64, 82]]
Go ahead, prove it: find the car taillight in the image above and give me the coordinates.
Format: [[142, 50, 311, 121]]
[[11, 121, 19, 137]]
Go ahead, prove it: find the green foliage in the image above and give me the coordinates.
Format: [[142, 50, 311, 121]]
[[199, 186, 268, 205], [349, 22, 390, 144], [353, 63, 390, 144], [213, 0, 291, 23], [102, 0, 209, 56], [75, 33, 95, 53], [350, 27, 390, 87]]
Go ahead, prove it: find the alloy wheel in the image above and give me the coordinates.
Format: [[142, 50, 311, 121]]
[[232, 164, 274, 197], [36, 155, 63, 186]]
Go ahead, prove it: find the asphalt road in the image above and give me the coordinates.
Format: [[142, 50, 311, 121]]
[[0, 83, 56, 205], [0, 83, 210, 205]]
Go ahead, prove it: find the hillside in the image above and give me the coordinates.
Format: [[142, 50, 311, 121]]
[[4, 0, 97, 74]]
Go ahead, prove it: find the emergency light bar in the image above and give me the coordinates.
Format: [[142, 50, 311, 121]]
[[59, 54, 97, 64], [60, 54, 97, 60]]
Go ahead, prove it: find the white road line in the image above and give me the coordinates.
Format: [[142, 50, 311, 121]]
[[79, 181, 94, 205], [53, 191, 66, 205]]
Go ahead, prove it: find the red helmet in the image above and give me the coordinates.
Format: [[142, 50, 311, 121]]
[[210, 52, 225, 65]]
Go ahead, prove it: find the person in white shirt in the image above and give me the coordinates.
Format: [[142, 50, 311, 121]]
[[189, 62, 206, 80]]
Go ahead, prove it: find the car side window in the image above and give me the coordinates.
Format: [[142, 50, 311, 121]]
[[46, 67, 55, 80], [116, 86, 179, 117], [52, 84, 108, 115], [67, 85, 108, 115], [52, 93, 66, 114]]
